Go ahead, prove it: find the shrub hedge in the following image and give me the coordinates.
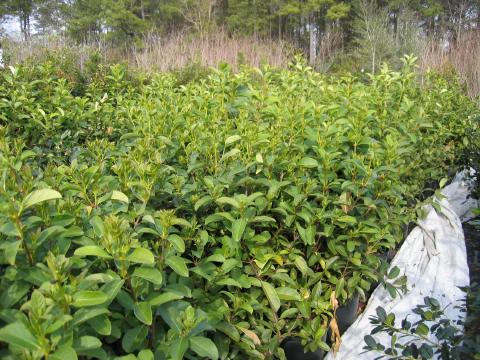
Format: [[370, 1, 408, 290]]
[[0, 56, 478, 359]]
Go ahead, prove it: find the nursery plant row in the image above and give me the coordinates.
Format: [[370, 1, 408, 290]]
[[0, 56, 478, 359]]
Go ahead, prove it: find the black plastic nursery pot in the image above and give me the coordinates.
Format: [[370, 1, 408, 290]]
[[281, 294, 360, 360], [281, 336, 326, 360], [323, 292, 360, 354], [282, 294, 360, 360], [335, 292, 360, 334]]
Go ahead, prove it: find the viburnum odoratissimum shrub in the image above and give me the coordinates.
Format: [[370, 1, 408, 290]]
[[0, 56, 478, 359]]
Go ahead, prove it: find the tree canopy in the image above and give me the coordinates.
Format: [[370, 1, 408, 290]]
[[1, 0, 479, 64]]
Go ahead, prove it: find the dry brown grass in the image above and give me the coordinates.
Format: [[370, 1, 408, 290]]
[[133, 30, 291, 71], [2, 35, 115, 71], [2, 30, 291, 72], [419, 30, 480, 99], [312, 30, 343, 73], [3, 29, 478, 99]]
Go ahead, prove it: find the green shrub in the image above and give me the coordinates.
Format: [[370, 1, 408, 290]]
[[364, 290, 480, 359], [364, 297, 466, 359], [171, 61, 212, 87], [0, 56, 478, 359]]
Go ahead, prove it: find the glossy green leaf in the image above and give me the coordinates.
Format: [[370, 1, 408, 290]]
[[165, 255, 189, 277], [149, 292, 183, 307], [74, 336, 102, 351], [133, 302, 152, 325], [276, 287, 301, 301], [388, 266, 401, 279], [293, 256, 312, 276], [170, 337, 189, 360], [111, 190, 129, 204], [225, 135, 241, 145], [167, 234, 185, 253], [50, 345, 78, 360], [221, 148, 240, 161], [215, 321, 240, 342], [89, 216, 105, 237], [138, 349, 154, 360], [298, 157, 318, 168], [337, 215, 357, 224], [74, 245, 111, 259], [88, 315, 111, 336], [132, 267, 163, 285], [231, 218, 248, 242], [72, 291, 108, 307], [261, 281, 280, 312], [216, 197, 240, 209], [72, 307, 110, 326], [0, 322, 40, 351], [127, 247, 155, 264], [122, 325, 148, 353], [194, 195, 213, 211], [21, 188, 62, 211], [190, 336, 219, 360]]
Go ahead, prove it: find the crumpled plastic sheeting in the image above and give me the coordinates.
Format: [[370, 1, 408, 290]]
[[325, 171, 478, 359]]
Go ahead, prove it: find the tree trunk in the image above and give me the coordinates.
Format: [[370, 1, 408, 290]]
[[309, 15, 317, 65], [20, 14, 30, 41], [278, 16, 281, 39]]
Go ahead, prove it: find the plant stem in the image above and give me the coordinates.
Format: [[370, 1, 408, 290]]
[[15, 215, 33, 265]]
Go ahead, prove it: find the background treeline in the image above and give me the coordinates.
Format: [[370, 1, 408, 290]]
[[1, 0, 479, 96]]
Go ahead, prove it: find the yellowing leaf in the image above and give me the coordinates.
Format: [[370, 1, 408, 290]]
[[238, 327, 261, 346], [329, 317, 341, 352]]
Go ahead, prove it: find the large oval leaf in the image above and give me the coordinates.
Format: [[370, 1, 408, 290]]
[[72, 291, 108, 307], [189, 336, 219, 360], [74, 245, 111, 259], [132, 267, 163, 285], [261, 281, 280, 312], [50, 345, 77, 360], [0, 322, 40, 351], [231, 218, 248, 243], [165, 255, 189, 277], [298, 157, 318, 168], [276, 287, 301, 301], [138, 349, 154, 360], [148, 292, 184, 307], [133, 301, 152, 325], [111, 190, 129, 204], [22, 189, 62, 211], [225, 134, 241, 145], [127, 248, 155, 265], [167, 234, 185, 253]]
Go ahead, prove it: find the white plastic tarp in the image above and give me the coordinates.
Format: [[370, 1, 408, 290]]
[[325, 171, 478, 359]]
